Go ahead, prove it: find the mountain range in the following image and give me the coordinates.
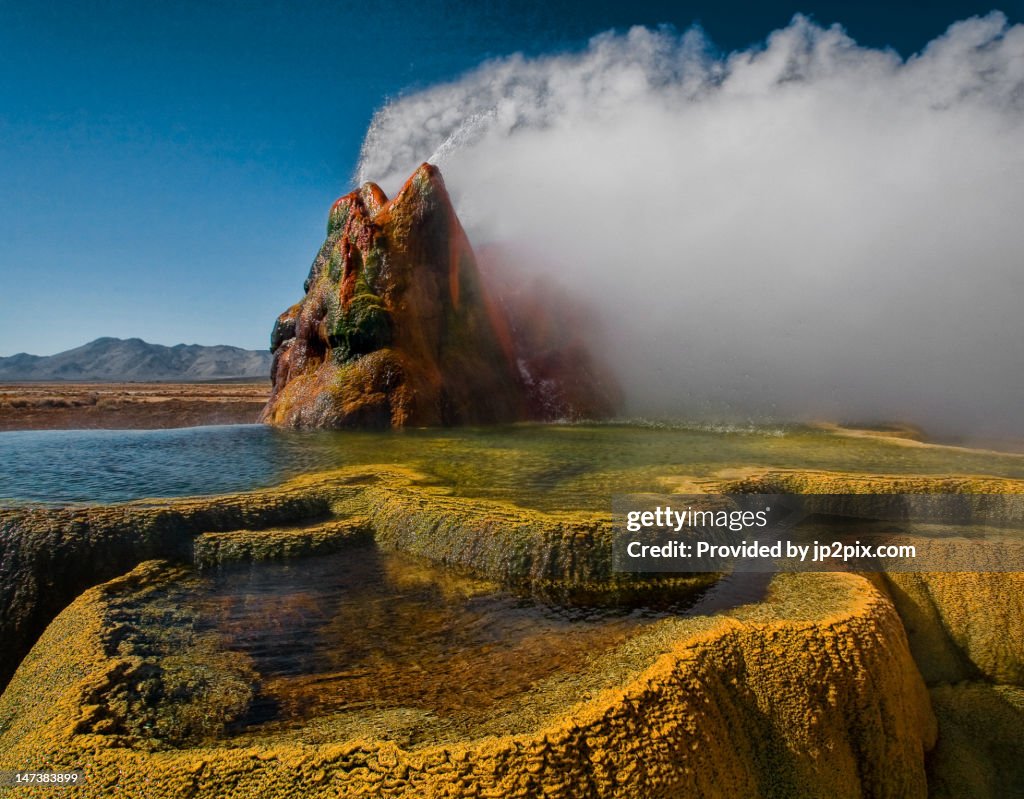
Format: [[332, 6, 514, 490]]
[[0, 338, 272, 382]]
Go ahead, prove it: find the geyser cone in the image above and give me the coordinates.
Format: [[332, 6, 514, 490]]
[[264, 163, 621, 429]]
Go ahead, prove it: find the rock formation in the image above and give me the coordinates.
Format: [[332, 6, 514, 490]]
[[3, 460, 1024, 795], [0, 560, 937, 798], [261, 163, 619, 428]]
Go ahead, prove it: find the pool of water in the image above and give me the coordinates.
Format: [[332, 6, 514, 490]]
[[3, 422, 1024, 507], [0, 425, 324, 504], [192, 548, 768, 735]]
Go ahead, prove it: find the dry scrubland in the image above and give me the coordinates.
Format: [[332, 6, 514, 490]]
[[0, 383, 270, 430]]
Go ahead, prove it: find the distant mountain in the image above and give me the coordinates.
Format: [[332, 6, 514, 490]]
[[0, 338, 272, 382]]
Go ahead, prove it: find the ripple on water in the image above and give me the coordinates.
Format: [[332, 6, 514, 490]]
[[191, 548, 766, 736], [0, 425, 323, 504], [4, 422, 1024, 507]]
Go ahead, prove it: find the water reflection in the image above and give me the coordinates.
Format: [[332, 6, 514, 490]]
[[5, 422, 1024, 506], [0, 425, 320, 503], [194, 548, 755, 730]]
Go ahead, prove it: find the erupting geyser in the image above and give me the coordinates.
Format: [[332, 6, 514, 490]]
[[262, 163, 619, 428]]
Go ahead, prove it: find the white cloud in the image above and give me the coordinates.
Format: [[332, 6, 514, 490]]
[[357, 13, 1024, 438]]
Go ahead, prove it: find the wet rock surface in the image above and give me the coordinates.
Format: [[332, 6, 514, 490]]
[[261, 164, 618, 429], [2, 439, 1024, 796], [0, 563, 934, 798]]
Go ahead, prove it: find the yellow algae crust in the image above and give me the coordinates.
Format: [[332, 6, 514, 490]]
[[0, 467, 393, 690], [925, 683, 1024, 799], [362, 481, 716, 600], [880, 570, 1024, 686], [0, 563, 934, 799], [6, 465, 1024, 701], [715, 470, 1024, 685], [193, 516, 373, 567], [5, 465, 1024, 797], [0, 463, 712, 693], [720, 469, 1024, 497]]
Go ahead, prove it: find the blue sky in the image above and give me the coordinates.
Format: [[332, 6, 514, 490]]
[[2, 0, 1021, 356]]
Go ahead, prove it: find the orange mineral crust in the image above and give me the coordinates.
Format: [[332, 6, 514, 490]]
[[261, 164, 618, 429]]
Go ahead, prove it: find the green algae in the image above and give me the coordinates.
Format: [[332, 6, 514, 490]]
[[74, 564, 258, 749], [259, 423, 1024, 512], [193, 517, 373, 568], [328, 291, 393, 360]]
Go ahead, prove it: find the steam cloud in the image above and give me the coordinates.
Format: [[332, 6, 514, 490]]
[[358, 13, 1024, 439]]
